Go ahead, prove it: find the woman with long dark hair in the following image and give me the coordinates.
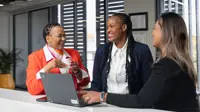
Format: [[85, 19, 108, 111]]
[[81, 12, 199, 112]]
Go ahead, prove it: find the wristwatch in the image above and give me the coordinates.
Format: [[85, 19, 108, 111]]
[[100, 92, 105, 102]]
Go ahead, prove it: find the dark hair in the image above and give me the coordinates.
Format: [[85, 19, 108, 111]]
[[106, 13, 135, 82], [43, 23, 62, 43], [110, 13, 134, 39]]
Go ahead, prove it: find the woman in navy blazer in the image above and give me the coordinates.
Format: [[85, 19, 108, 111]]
[[90, 13, 153, 94]]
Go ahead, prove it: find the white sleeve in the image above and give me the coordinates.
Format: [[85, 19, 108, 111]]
[[59, 67, 70, 74], [76, 69, 88, 83], [36, 68, 45, 80]]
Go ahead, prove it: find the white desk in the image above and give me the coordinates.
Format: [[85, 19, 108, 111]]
[[0, 88, 170, 112]]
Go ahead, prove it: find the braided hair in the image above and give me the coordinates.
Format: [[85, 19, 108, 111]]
[[43, 23, 62, 43], [106, 13, 135, 82]]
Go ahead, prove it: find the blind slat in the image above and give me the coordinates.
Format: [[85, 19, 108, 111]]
[[61, 0, 87, 67], [96, 0, 124, 46]]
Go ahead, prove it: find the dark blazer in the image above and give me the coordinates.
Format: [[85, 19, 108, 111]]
[[91, 41, 153, 94], [106, 58, 199, 112]]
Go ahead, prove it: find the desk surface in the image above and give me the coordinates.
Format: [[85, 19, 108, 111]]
[[0, 88, 170, 112]]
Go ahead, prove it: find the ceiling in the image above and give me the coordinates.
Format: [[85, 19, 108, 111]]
[[0, 0, 55, 12]]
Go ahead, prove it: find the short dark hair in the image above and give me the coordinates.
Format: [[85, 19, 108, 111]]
[[43, 23, 62, 43]]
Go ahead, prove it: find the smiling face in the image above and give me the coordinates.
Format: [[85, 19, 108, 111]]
[[46, 26, 66, 50], [107, 16, 126, 43]]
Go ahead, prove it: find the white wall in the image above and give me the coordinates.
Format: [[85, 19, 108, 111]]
[[86, 0, 96, 80], [124, 0, 156, 60], [0, 12, 11, 50]]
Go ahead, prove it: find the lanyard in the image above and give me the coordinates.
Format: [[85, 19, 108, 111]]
[[47, 45, 63, 60]]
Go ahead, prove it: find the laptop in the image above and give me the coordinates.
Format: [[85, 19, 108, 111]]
[[39, 73, 100, 107]]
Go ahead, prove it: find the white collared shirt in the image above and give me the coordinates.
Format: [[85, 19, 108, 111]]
[[36, 45, 88, 83], [107, 39, 130, 94]]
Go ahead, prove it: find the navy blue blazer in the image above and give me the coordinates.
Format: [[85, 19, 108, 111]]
[[91, 41, 153, 94]]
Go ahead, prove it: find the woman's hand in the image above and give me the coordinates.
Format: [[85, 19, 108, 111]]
[[79, 90, 107, 104], [69, 61, 82, 80], [44, 58, 66, 72]]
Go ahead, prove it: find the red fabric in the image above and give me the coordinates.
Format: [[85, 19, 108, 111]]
[[26, 48, 90, 95]]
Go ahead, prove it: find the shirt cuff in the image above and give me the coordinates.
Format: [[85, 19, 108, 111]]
[[76, 69, 88, 83], [36, 68, 45, 80], [59, 66, 70, 74]]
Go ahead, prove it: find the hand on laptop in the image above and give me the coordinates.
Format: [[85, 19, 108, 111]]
[[79, 90, 106, 104], [44, 58, 66, 72]]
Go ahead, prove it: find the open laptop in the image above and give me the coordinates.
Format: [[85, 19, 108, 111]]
[[39, 73, 100, 107]]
